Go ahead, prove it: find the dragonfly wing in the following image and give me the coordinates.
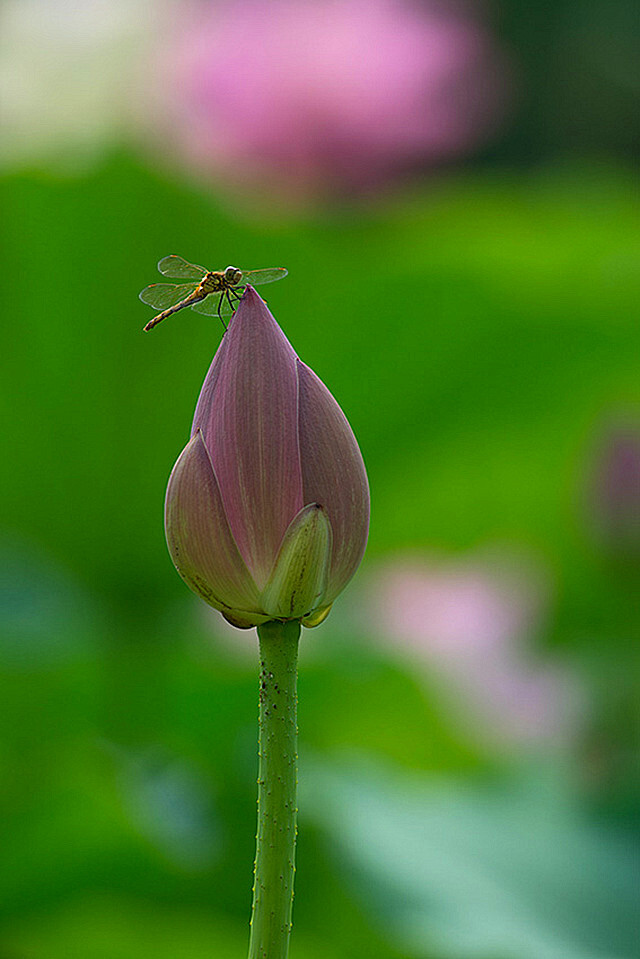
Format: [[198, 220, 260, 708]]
[[157, 255, 207, 279], [139, 283, 197, 309], [191, 293, 234, 317], [241, 267, 288, 286]]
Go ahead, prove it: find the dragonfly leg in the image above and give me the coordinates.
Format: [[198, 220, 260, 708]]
[[228, 287, 244, 315], [216, 295, 228, 332], [226, 289, 239, 316]]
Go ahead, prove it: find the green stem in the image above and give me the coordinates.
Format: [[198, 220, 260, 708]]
[[248, 620, 301, 959]]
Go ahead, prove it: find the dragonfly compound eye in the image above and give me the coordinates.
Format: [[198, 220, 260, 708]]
[[225, 266, 243, 285]]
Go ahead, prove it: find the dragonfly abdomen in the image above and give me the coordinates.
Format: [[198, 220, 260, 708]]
[[143, 290, 205, 332]]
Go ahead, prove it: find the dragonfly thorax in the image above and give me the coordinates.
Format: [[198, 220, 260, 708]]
[[200, 267, 243, 295]]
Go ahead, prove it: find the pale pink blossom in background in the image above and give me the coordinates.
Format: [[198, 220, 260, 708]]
[[365, 554, 585, 750], [144, 0, 507, 202]]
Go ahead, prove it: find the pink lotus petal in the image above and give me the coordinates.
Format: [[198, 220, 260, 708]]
[[165, 430, 261, 614], [297, 360, 369, 602], [191, 329, 230, 435], [192, 288, 304, 587]]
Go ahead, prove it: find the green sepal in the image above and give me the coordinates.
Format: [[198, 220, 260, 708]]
[[260, 504, 332, 620]]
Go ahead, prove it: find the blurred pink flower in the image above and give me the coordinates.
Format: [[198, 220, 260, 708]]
[[588, 420, 640, 559], [146, 0, 506, 201], [366, 554, 585, 750]]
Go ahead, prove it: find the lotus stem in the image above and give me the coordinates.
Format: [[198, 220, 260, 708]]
[[248, 619, 301, 959]]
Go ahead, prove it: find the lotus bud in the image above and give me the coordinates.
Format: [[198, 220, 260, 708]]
[[164, 287, 369, 628]]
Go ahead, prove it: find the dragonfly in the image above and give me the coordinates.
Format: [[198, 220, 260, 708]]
[[140, 255, 288, 331]]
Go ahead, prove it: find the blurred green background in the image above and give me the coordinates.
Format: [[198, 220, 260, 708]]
[[1, 2, 638, 957]]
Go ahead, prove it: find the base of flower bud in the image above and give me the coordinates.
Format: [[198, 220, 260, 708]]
[[221, 610, 271, 629]]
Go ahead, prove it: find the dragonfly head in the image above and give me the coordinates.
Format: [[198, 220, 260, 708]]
[[224, 266, 243, 286]]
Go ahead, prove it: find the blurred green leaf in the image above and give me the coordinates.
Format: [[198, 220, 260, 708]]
[[2, 897, 246, 959], [304, 758, 639, 959]]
